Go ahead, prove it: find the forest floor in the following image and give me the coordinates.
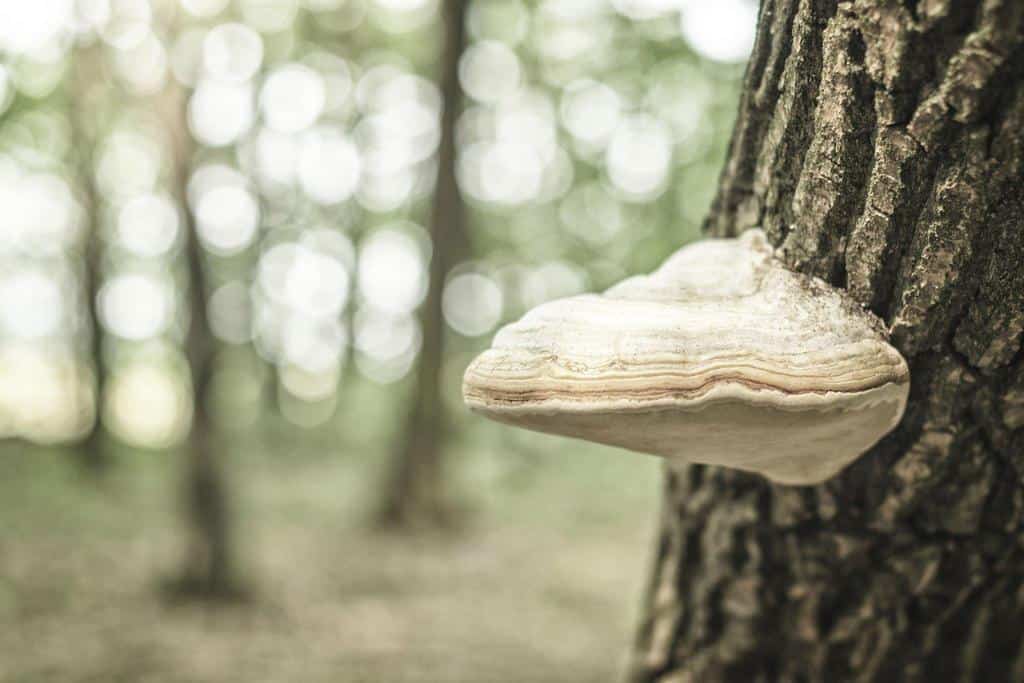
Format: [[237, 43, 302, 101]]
[[0, 396, 661, 683]]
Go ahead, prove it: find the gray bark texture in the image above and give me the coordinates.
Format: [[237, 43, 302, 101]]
[[629, 1, 1024, 681]]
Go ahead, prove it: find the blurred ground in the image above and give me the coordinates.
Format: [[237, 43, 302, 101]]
[[0, 380, 661, 683]]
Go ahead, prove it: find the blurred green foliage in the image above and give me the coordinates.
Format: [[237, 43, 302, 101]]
[[0, 0, 752, 677], [0, 0, 747, 449]]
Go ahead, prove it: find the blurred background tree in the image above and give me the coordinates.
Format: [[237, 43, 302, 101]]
[[378, 0, 469, 529], [0, 0, 755, 679]]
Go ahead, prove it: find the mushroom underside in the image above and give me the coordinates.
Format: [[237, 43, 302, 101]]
[[467, 381, 908, 485]]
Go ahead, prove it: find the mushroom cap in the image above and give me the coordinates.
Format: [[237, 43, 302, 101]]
[[463, 230, 910, 485]]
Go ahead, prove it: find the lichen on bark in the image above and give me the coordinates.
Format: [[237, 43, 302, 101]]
[[630, 1, 1024, 681]]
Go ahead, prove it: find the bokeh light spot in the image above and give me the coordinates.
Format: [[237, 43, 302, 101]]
[[195, 184, 261, 255], [118, 193, 180, 258], [188, 80, 254, 147], [357, 227, 428, 316], [99, 272, 173, 341], [260, 63, 326, 133], [679, 0, 758, 63], [606, 114, 673, 199], [297, 126, 361, 204], [105, 362, 190, 449], [203, 22, 263, 83], [443, 272, 503, 337]]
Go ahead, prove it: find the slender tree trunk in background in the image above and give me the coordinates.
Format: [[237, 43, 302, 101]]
[[174, 225, 238, 597], [630, 1, 1024, 680], [379, 0, 469, 529], [164, 90, 241, 599], [70, 45, 108, 471], [79, 188, 108, 470]]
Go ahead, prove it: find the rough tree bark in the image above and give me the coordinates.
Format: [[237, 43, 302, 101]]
[[630, 1, 1024, 681], [379, 0, 469, 529]]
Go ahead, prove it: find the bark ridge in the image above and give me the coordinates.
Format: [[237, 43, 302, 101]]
[[631, 1, 1024, 680]]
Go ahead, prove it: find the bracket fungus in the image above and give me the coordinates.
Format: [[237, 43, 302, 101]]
[[463, 230, 910, 485]]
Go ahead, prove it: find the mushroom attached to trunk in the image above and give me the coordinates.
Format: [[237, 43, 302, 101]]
[[463, 230, 910, 485]]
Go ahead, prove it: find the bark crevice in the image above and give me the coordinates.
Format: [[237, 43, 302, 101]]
[[630, 1, 1024, 680]]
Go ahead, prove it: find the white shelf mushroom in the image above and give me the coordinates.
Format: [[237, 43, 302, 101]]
[[463, 230, 910, 485]]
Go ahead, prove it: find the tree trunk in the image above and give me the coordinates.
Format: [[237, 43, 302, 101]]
[[164, 88, 241, 600], [378, 0, 469, 529], [80, 201, 108, 469], [69, 44, 109, 471], [171, 219, 239, 598], [630, 1, 1024, 681]]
